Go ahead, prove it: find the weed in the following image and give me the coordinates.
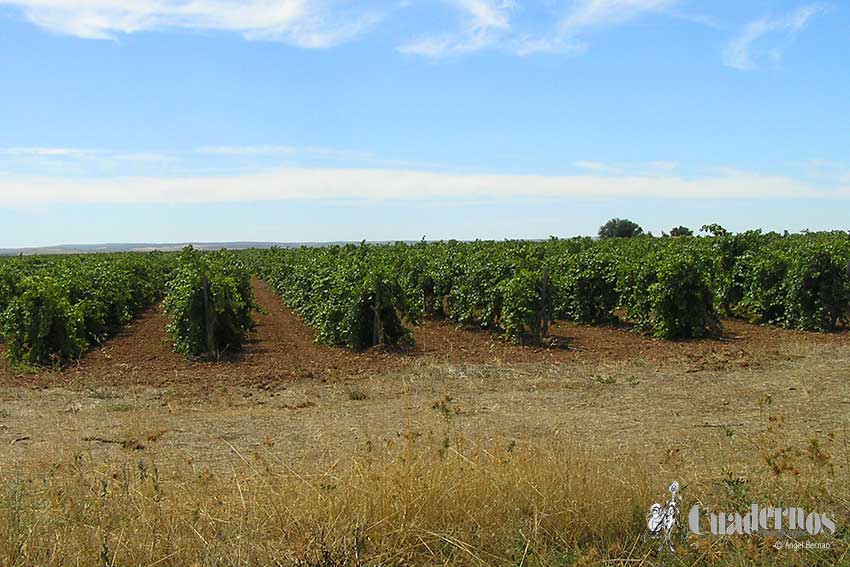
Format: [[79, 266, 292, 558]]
[[431, 395, 458, 420], [347, 387, 369, 401]]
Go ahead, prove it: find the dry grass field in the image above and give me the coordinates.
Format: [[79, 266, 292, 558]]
[[1, 282, 849, 566]]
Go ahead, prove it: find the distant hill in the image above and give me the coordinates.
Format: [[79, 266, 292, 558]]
[[0, 242, 335, 256], [0, 241, 417, 256]]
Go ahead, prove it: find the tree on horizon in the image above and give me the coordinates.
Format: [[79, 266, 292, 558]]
[[598, 218, 644, 239]]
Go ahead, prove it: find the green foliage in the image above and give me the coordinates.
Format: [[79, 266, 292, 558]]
[[0, 253, 171, 366], [0, 263, 20, 314], [706, 230, 774, 315], [247, 231, 850, 346], [700, 223, 729, 237], [668, 226, 693, 237], [618, 245, 721, 339], [598, 218, 643, 239], [553, 251, 617, 324], [784, 243, 850, 330], [1, 275, 87, 366], [249, 245, 416, 351], [4, 229, 847, 368], [734, 249, 789, 326], [396, 240, 549, 343], [735, 237, 850, 331], [163, 248, 256, 357], [499, 268, 548, 343]]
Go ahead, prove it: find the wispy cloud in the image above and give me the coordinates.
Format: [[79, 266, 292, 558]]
[[795, 158, 850, 185], [400, 0, 683, 58], [723, 4, 827, 70], [0, 147, 103, 157], [455, 0, 513, 30], [574, 160, 679, 175], [0, 145, 376, 164], [574, 160, 612, 172], [196, 145, 374, 161], [560, 0, 679, 32], [398, 0, 518, 57], [0, 165, 842, 206], [0, 147, 175, 162], [0, 0, 385, 47], [0, 145, 463, 175], [113, 152, 176, 162], [399, 0, 594, 58]]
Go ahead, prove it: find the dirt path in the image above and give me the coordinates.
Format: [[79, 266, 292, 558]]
[[411, 314, 850, 371]]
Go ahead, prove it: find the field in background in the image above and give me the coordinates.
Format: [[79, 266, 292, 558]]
[[1, 279, 849, 566]]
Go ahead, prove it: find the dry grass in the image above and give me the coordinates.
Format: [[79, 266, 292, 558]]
[[2, 340, 850, 565], [1, 429, 849, 567]]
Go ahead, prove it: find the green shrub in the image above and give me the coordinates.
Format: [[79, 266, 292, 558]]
[[732, 236, 850, 331], [347, 270, 413, 350], [784, 244, 850, 331], [554, 251, 617, 324], [0, 263, 19, 314], [734, 250, 788, 326], [668, 226, 693, 237], [598, 218, 643, 239], [0, 254, 171, 365], [1, 275, 87, 365], [619, 249, 721, 339], [244, 233, 850, 348], [252, 245, 415, 351], [499, 268, 548, 343], [163, 248, 257, 357]]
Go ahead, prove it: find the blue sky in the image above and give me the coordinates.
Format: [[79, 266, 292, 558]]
[[0, 0, 848, 247]]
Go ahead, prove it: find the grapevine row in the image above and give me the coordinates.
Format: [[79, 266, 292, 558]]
[[1, 232, 847, 364], [0, 253, 171, 365], [0, 247, 258, 366], [248, 231, 850, 349], [163, 247, 257, 358]]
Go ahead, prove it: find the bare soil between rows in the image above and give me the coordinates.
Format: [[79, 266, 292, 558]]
[[1, 278, 848, 389]]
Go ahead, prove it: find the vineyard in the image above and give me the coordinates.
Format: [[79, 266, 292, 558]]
[[3, 232, 850, 566], [247, 230, 850, 348], [0, 252, 171, 366], [2, 231, 850, 367], [0, 247, 255, 366]]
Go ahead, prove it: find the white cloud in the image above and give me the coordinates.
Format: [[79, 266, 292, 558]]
[[399, 0, 516, 57], [0, 0, 383, 47], [560, 0, 679, 32], [574, 160, 612, 172], [401, 0, 682, 58], [1, 0, 705, 58], [0, 145, 377, 165], [509, 34, 586, 56], [196, 145, 374, 160], [0, 147, 103, 157], [0, 147, 176, 162], [0, 145, 459, 175], [0, 166, 840, 206], [113, 152, 176, 162], [723, 4, 827, 70], [454, 0, 512, 30], [645, 160, 678, 172], [574, 160, 679, 175]]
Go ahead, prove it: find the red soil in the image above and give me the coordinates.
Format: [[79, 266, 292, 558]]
[[1, 279, 848, 388]]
